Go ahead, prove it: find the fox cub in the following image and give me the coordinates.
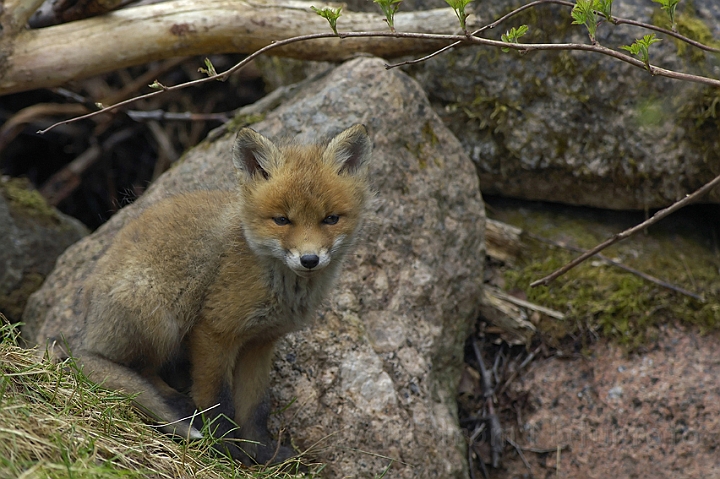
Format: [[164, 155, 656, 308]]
[[69, 125, 372, 464]]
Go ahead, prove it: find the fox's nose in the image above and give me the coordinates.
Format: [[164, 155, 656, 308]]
[[300, 254, 320, 269]]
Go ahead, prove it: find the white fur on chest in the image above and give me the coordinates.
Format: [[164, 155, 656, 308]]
[[243, 260, 341, 340]]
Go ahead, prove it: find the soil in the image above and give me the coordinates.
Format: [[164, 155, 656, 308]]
[[463, 324, 720, 479]]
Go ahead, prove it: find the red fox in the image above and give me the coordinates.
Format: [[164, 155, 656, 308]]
[[62, 125, 372, 464]]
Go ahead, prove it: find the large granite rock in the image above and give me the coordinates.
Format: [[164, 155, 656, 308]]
[[24, 57, 485, 478]]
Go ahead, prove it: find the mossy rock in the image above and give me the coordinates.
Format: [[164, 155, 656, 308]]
[[488, 197, 720, 350], [0, 177, 87, 329]]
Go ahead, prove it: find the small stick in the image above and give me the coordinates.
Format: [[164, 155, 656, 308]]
[[472, 443, 490, 479], [506, 437, 534, 478], [385, 0, 720, 69], [531, 172, 720, 288], [38, 128, 138, 205], [497, 345, 541, 397], [490, 287, 565, 319], [264, 427, 285, 466], [521, 444, 569, 454], [467, 423, 486, 479], [556, 444, 561, 478], [472, 338, 503, 468], [527, 232, 705, 301], [468, 443, 477, 479], [126, 110, 231, 123]]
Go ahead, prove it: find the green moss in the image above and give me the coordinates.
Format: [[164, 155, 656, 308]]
[[551, 51, 579, 78], [0, 273, 45, 323], [422, 121, 439, 148], [634, 97, 666, 128], [1, 178, 59, 226], [675, 88, 720, 182], [224, 112, 265, 135], [651, 6, 720, 62], [461, 93, 522, 134], [493, 201, 720, 350], [404, 121, 443, 169]]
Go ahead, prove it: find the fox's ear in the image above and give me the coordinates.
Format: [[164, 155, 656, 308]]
[[323, 124, 372, 174], [232, 128, 280, 180]]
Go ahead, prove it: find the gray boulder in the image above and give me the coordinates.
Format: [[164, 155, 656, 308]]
[[0, 177, 87, 332], [408, 0, 720, 209], [25, 57, 485, 478]]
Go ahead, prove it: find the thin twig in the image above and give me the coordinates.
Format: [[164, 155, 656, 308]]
[[471, 338, 503, 469], [556, 444, 561, 478], [490, 287, 565, 319], [386, 0, 565, 69], [38, 26, 720, 134], [521, 444, 570, 454], [264, 427, 286, 466], [127, 110, 231, 123], [527, 232, 704, 301], [468, 441, 477, 479], [492, 350, 503, 386], [147, 120, 179, 180], [523, 0, 720, 53], [506, 437, 534, 478], [385, 0, 720, 69], [679, 253, 698, 292], [472, 443, 491, 479], [104, 57, 189, 106], [468, 421, 486, 479], [37, 31, 347, 134], [38, 128, 138, 205], [497, 345, 542, 397], [531, 172, 720, 287]]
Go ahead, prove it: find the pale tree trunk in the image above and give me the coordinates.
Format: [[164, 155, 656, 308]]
[[0, 0, 463, 95], [1, 0, 46, 35]]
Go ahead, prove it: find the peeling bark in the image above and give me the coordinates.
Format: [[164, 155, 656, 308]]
[[0, 0, 461, 95]]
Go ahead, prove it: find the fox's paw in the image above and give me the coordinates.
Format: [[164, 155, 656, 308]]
[[256, 443, 296, 465]]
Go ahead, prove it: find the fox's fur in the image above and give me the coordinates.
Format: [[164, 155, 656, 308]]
[[62, 125, 372, 464]]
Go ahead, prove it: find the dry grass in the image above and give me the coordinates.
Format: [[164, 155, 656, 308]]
[[0, 317, 317, 479]]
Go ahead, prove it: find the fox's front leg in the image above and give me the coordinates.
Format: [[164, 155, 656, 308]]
[[187, 323, 244, 459], [233, 339, 295, 464]]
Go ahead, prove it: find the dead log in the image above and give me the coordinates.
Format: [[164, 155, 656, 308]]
[[485, 218, 523, 264], [0, 0, 464, 95], [480, 286, 540, 346]]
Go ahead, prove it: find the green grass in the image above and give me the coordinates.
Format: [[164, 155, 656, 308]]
[[0, 318, 318, 479]]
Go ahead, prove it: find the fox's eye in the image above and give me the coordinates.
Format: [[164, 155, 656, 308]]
[[322, 215, 339, 225], [273, 216, 290, 226]]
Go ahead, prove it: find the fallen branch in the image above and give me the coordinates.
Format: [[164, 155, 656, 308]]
[[496, 344, 541, 397], [485, 218, 523, 264], [480, 286, 539, 346], [531, 172, 720, 287], [0, 103, 88, 154], [468, 423, 486, 479], [471, 442, 490, 479], [0, 0, 461, 95], [489, 287, 564, 320], [506, 437, 534, 478], [126, 110, 231, 123], [37, 26, 720, 135], [39, 128, 139, 206], [527, 232, 705, 301], [29, 0, 134, 27], [471, 338, 503, 469], [519, 444, 570, 454], [1, 0, 46, 36]]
